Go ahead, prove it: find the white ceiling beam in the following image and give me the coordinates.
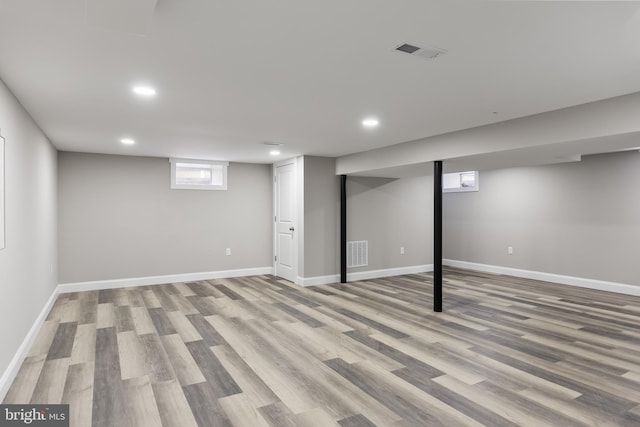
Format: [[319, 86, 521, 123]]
[[336, 92, 640, 177]]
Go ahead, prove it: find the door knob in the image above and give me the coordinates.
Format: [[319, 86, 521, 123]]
[[289, 227, 295, 231]]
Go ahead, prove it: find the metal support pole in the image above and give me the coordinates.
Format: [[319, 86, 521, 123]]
[[434, 161, 443, 312], [340, 174, 347, 283]]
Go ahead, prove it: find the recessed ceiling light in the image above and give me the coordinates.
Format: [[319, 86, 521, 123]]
[[269, 150, 281, 156], [132, 85, 156, 97], [362, 118, 379, 128], [120, 138, 135, 145]]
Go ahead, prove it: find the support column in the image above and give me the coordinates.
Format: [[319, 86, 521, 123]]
[[434, 161, 443, 312], [340, 174, 347, 283]]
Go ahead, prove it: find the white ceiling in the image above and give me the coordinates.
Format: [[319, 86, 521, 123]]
[[1, 0, 640, 165]]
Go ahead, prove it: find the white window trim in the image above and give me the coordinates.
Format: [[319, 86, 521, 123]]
[[0, 131, 4, 250], [170, 158, 229, 190], [443, 170, 479, 193]]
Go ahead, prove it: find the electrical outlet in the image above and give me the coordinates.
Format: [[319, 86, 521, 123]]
[[507, 246, 513, 255], [226, 248, 231, 256], [400, 246, 405, 255]]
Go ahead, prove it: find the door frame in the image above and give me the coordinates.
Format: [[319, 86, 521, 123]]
[[273, 157, 300, 283]]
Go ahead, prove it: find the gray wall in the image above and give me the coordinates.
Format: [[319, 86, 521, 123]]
[[444, 151, 640, 285], [302, 156, 339, 278], [297, 157, 434, 280], [347, 175, 433, 272], [0, 79, 58, 383], [58, 152, 272, 283]]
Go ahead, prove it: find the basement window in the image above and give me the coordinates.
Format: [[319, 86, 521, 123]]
[[443, 170, 479, 193], [170, 158, 228, 190]]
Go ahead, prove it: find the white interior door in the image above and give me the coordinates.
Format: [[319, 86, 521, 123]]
[[274, 161, 296, 282]]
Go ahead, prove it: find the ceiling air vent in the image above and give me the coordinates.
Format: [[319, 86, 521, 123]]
[[394, 42, 447, 60]]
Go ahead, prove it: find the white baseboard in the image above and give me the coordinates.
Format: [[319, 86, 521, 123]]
[[57, 266, 274, 293], [349, 264, 434, 282], [297, 274, 340, 287], [297, 264, 434, 287], [0, 287, 59, 402], [443, 259, 640, 296]]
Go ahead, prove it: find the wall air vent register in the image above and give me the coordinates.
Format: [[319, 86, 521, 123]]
[[347, 240, 368, 268]]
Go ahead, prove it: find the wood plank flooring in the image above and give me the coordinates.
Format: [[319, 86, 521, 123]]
[[4, 267, 640, 426]]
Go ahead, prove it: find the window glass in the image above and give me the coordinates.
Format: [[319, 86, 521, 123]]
[[170, 158, 228, 190], [443, 171, 479, 193]]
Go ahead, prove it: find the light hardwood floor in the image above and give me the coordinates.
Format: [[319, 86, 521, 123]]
[[4, 267, 640, 426]]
